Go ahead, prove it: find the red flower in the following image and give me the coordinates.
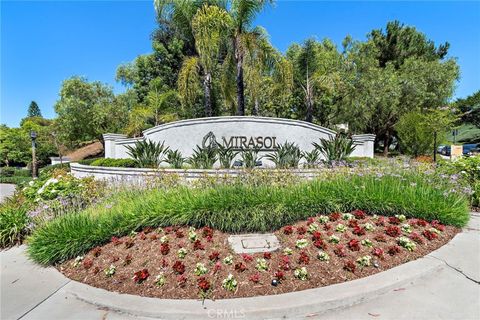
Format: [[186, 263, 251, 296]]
[[193, 240, 204, 250], [280, 255, 291, 271], [177, 274, 187, 287], [164, 226, 173, 234], [83, 258, 93, 269], [352, 225, 366, 236], [124, 253, 133, 265], [160, 243, 170, 255], [249, 273, 260, 283], [111, 236, 123, 246], [263, 252, 272, 260], [352, 210, 366, 220], [375, 216, 386, 226], [348, 219, 359, 228], [385, 226, 401, 237], [173, 261, 186, 274], [209, 251, 220, 261], [387, 245, 401, 256], [296, 226, 307, 235], [431, 220, 445, 232], [205, 235, 213, 242], [235, 262, 247, 272], [372, 247, 384, 259], [283, 225, 294, 235], [197, 276, 211, 292], [423, 229, 438, 241], [274, 270, 285, 280], [415, 219, 428, 227], [175, 230, 184, 238], [374, 234, 387, 242], [311, 231, 322, 241], [93, 266, 100, 274], [202, 226, 214, 238], [143, 226, 154, 234], [388, 216, 400, 225], [242, 253, 254, 262], [161, 258, 169, 268], [330, 212, 341, 221], [344, 260, 356, 273], [313, 239, 327, 250], [298, 251, 310, 264], [91, 247, 102, 257], [213, 261, 222, 273], [307, 217, 315, 225], [124, 238, 134, 249], [133, 269, 149, 283], [348, 239, 360, 251], [334, 245, 347, 257], [410, 232, 424, 244]]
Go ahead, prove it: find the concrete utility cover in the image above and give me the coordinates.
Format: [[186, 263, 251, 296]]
[[228, 233, 280, 254]]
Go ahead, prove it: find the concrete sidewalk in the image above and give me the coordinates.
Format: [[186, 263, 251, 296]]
[[1, 215, 479, 320]]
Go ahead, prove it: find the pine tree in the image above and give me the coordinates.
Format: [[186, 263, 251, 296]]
[[27, 101, 42, 118]]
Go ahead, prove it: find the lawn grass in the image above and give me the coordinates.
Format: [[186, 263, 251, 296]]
[[27, 172, 470, 265]]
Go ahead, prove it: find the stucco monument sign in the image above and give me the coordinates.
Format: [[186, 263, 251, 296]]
[[103, 116, 375, 167]]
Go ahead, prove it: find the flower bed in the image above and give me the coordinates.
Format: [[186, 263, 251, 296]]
[[58, 211, 458, 300]]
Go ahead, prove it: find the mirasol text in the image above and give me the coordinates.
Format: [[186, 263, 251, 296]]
[[221, 136, 277, 150]]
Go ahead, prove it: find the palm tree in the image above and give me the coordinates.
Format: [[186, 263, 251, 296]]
[[192, 5, 232, 116], [228, 0, 273, 116], [289, 38, 340, 123]]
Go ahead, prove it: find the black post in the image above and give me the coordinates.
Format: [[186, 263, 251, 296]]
[[433, 131, 437, 163], [30, 131, 37, 178]]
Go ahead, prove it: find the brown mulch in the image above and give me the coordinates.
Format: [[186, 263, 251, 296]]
[[58, 213, 459, 300], [65, 141, 104, 161]]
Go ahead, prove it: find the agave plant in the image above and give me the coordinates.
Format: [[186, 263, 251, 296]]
[[165, 149, 185, 169], [312, 134, 355, 161], [125, 140, 169, 168], [240, 148, 262, 169], [265, 141, 302, 169], [301, 149, 320, 168], [217, 144, 238, 169], [187, 145, 217, 169]]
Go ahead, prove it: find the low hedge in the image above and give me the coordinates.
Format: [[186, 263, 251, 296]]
[[89, 158, 138, 168], [27, 172, 469, 265]]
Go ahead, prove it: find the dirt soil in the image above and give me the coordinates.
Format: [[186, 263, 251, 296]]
[[58, 212, 459, 300]]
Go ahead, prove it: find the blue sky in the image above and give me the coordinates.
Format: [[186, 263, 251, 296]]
[[1, 1, 479, 127]]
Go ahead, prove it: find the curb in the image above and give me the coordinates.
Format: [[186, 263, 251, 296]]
[[66, 255, 444, 319]]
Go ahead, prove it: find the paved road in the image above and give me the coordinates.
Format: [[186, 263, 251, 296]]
[[1, 214, 479, 320], [0, 183, 16, 203]]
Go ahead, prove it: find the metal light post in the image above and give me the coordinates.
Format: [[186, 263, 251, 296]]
[[30, 131, 37, 178]]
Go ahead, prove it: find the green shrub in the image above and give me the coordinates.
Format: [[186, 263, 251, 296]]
[[27, 172, 469, 265], [217, 145, 238, 169], [265, 141, 302, 169], [396, 111, 434, 156], [187, 145, 217, 169], [77, 158, 101, 165], [313, 134, 355, 161], [39, 163, 70, 177], [89, 158, 138, 168], [301, 149, 320, 168], [165, 150, 185, 169], [1, 167, 31, 177], [240, 148, 261, 168], [0, 203, 29, 247], [126, 140, 169, 168], [0, 176, 32, 185]]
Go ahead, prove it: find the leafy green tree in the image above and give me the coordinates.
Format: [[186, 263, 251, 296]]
[[369, 20, 449, 69], [27, 101, 42, 118], [0, 125, 30, 166], [396, 111, 434, 157], [454, 90, 480, 127], [54, 77, 127, 146]]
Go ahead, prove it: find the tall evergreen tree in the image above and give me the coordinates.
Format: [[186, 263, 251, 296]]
[[27, 101, 42, 118]]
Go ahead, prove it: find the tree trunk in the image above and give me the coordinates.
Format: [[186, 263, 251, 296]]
[[304, 69, 313, 123], [253, 98, 259, 116], [235, 38, 245, 116], [305, 97, 313, 123], [203, 72, 212, 117], [383, 132, 389, 157]]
